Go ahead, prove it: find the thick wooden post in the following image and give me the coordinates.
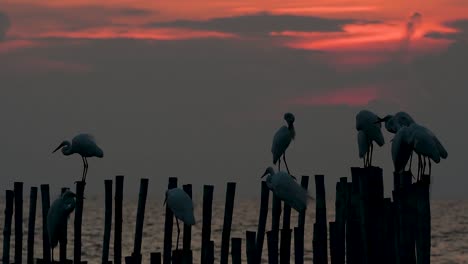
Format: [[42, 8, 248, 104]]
[[150, 252, 161, 264], [415, 175, 431, 264], [27, 187, 38, 264], [346, 177, 363, 264], [382, 198, 396, 264], [270, 194, 282, 264], [246, 231, 257, 264], [329, 222, 337, 264], [256, 181, 270, 263], [40, 184, 51, 263], [231, 238, 242, 264], [163, 177, 177, 264], [2, 190, 14, 264], [280, 199, 292, 264], [295, 176, 309, 264], [220, 182, 236, 264], [313, 175, 327, 264], [114, 175, 124, 264], [102, 180, 113, 264], [334, 177, 347, 264], [60, 187, 69, 263], [14, 182, 23, 264], [74, 181, 86, 264], [182, 184, 193, 263], [132, 178, 149, 263], [201, 185, 214, 263], [267, 231, 279, 264]]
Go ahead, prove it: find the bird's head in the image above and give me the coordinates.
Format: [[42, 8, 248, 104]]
[[284, 113, 295, 124], [261, 166, 275, 178], [52, 140, 69, 154], [61, 190, 76, 199], [375, 115, 392, 124]]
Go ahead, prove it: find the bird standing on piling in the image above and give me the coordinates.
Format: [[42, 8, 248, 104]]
[[356, 110, 385, 167], [52, 133, 104, 183], [47, 190, 76, 262], [379, 111, 416, 134], [272, 113, 296, 176], [164, 188, 195, 250], [261, 167, 310, 213]]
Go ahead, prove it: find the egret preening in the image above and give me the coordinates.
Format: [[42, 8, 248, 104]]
[[53, 133, 104, 183], [406, 124, 448, 180], [261, 167, 310, 213], [379, 111, 416, 134], [391, 126, 413, 173], [164, 188, 195, 250], [47, 190, 76, 262], [272, 113, 296, 176], [356, 110, 385, 167]]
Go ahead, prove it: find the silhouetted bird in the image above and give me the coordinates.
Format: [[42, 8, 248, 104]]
[[356, 110, 385, 167], [379, 111, 416, 134], [261, 167, 310, 213], [164, 188, 195, 249], [391, 126, 413, 173], [47, 190, 76, 262], [53, 133, 104, 182], [272, 113, 296, 176]]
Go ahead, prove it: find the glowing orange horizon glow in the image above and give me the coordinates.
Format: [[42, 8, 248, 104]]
[[290, 86, 379, 107]]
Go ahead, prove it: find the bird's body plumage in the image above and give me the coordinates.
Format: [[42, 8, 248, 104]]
[[392, 126, 413, 173], [47, 191, 76, 252], [271, 113, 296, 175], [356, 110, 385, 166], [263, 167, 309, 213], [407, 124, 445, 163], [384, 112, 416, 134], [166, 188, 195, 226]]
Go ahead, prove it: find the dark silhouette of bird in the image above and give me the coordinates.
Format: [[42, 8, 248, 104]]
[[164, 188, 195, 249], [356, 110, 385, 167], [53, 133, 103, 182], [272, 113, 296, 176]]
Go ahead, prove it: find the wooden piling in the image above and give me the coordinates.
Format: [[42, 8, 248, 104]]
[[334, 177, 347, 264], [14, 182, 23, 264], [382, 198, 396, 264], [298, 176, 309, 230], [246, 231, 257, 264], [150, 253, 161, 264], [114, 175, 124, 264], [271, 194, 282, 233], [182, 184, 193, 263], [2, 190, 14, 264], [132, 178, 149, 264], [267, 231, 279, 264], [171, 250, 183, 264], [60, 187, 69, 263], [280, 228, 292, 264], [206, 241, 215, 264], [415, 175, 431, 264], [329, 222, 337, 264], [163, 177, 177, 264], [40, 184, 51, 263], [201, 185, 214, 264], [346, 176, 363, 264], [27, 187, 37, 264], [102, 180, 113, 264], [220, 182, 236, 264], [231, 238, 242, 264], [74, 180, 86, 264], [256, 181, 270, 263], [293, 227, 304, 264], [313, 175, 327, 264]]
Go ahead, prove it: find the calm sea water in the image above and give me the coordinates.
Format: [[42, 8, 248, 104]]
[[0, 198, 467, 263]]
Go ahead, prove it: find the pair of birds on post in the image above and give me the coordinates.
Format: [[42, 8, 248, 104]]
[[356, 110, 448, 180]]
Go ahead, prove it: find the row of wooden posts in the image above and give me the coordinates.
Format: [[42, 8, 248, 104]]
[[2, 166, 431, 264]]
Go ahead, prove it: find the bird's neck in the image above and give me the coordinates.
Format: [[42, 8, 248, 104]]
[[61, 141, 74, 155], [288, 123, 296, 139]]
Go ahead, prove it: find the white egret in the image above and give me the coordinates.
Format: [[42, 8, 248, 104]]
[[164, 188, 195, 249], [47, 190, 76, 262], [53, 134, 104, 182], [271, 113, 296, 176], [391, 126, 413, 173], [261, 167, 310, 213], [406, 124, 448, 180], [379, 111, 416, 134], [356, 110, 385, 167]]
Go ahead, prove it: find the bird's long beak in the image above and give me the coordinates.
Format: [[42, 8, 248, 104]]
[[52, 142, 65, 153], [261, 170, 268, 178], [374, 118, 384, 124]]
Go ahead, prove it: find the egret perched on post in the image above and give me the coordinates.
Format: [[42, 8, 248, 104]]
[[52, 133, 104, 183], [391, 126, 413, 173], [47, 190, 76, 262], [164, 188, 195, 250], [271, 113, 296, 176], [406, 123, 448, 180], [261, 167, 310, 213], [356, 110, 385, 167]]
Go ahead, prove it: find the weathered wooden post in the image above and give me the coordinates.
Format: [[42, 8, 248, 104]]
[[14, 182, 23, 264], [280, 203, 292, 264], [3, 190, 14, 264], [220, 182, 236, 264], [102, 180, 113, 264], [313, 175, 327, 264], [150, 252, 161, 264], [114, 175, 124, 264], [346, 176, 363, 264], [231, 237, 242, 264], [267, 231, 279, 264], [163, 177, 177, 264], [27, 187, 38, 264], [415, 174, 431, 264], [382, 198, 396, 264], [40, 184, 51, 263], [270, 194, 282, 264], [130, 178, 149, 264], [334, 177, 347, 264], [295, 176, 309, 264], [74, 181, 86, 264], [201, 185, 214, 264], [182, 184, 193, 264], [256, 181, 270, 263], [246, 231, 257, 264]]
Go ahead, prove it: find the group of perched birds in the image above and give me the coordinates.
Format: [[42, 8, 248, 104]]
[[46, 110, 447, 259], [356, 110, 448, 181]]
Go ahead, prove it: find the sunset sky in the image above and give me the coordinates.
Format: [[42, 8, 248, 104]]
[[1, 0, 467, 199]]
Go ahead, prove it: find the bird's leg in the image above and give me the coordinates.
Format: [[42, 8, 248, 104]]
[[83, 157, 89, 182], [80, 156, 86, 183], [370, 142, 374, 167], [283, 153, 295, 179], [176, 218, 180, 250], [429, 159, 432, 177], [408, 151, 413, 172], [423, 156, 427, 180], [51, 248, 54, 263]]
